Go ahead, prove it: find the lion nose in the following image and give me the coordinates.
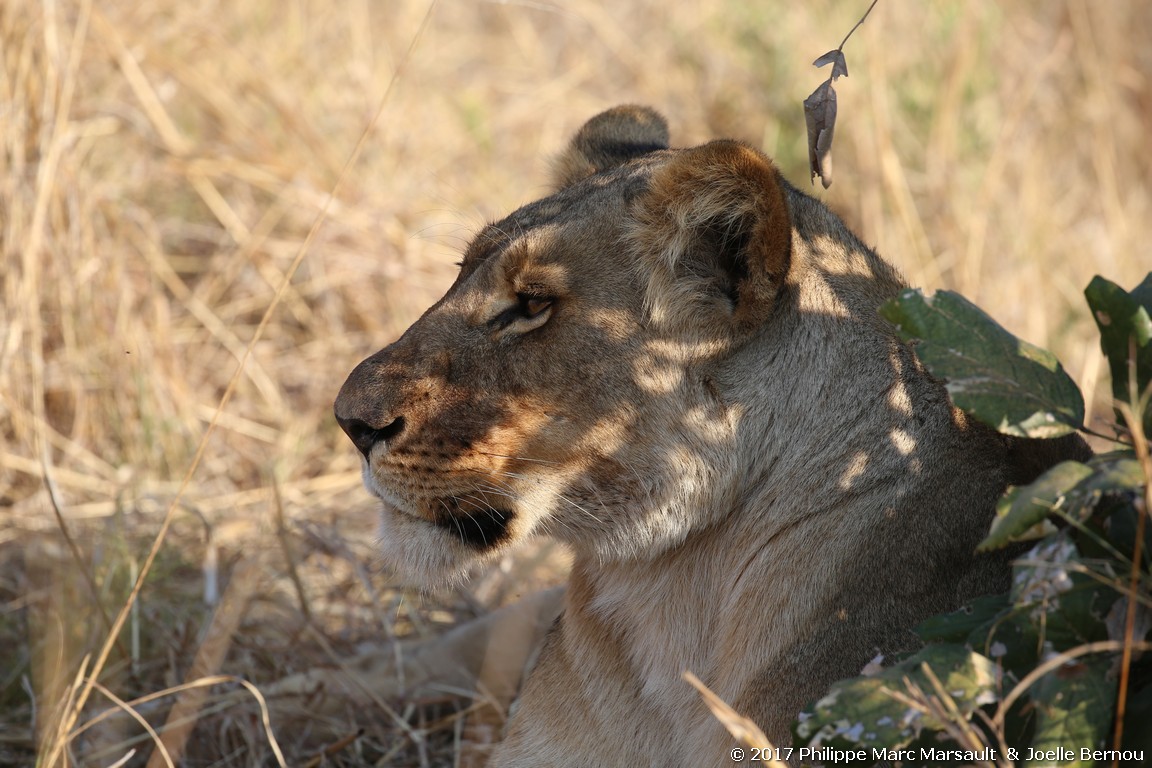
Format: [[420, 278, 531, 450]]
[[335, 413, 406, 459], [334, 351, 409, 459]]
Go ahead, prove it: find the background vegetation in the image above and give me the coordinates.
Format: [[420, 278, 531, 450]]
[[2, 0, 1150, 765]]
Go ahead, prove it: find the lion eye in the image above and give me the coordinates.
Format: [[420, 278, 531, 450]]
[[490, 293, 555, 330], [520, 294, 553, 318]]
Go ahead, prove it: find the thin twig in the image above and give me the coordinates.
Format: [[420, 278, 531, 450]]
[[91, 682, 175, 768], [838, 0, 879, 51], [993, 640, 1152, 731], [272, 478, 313, 625], [1112, 397, 1152, 763], [41, 449, 132, 665], [683, 671, 789, 768], [301, 729, 365, 768], [881, 674, 997, 768], [919, 664, 995, 765], [1077, 424, 1128, 445]]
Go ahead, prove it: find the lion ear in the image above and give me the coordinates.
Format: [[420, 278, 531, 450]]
[[632, 140, 792, 335], [552, 105, 670, 189]]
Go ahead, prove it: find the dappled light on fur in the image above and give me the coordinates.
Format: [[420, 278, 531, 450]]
[[334, 106, 1092, 766]]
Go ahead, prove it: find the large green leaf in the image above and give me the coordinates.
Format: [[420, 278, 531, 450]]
[[1026, 657, 1116, 767], [794, 645, 997, 751], [917, 592, 1010, 645], [1084, 274, 1152, 436], [967, 604, 1042, 676], [881, 289, 1085, 438], [982, 454, 1146, 551]]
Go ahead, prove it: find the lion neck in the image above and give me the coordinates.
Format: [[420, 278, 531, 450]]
[[556, 264, 963, 703]]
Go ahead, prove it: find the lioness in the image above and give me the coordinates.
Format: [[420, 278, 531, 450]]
[[334, 106, 1090, 766]]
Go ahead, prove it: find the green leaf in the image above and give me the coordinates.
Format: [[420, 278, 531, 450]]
[[881, 289, 1085, 437], [1098, 493, 1152, 562], [795, 646, 997, 750], [984, 452, 1146, 549], [916, 595, 1046, 682], [969, 605, 1042, 676], [917, 592, 1010, 644], [1009, 538, 1116, 654], [981, 462, 1094, 550], [1026, 657, 1116, 766], [1035, 573, 1114, 652], [1074, 453, 1146, 497], [1085, 274, 1152, 436]]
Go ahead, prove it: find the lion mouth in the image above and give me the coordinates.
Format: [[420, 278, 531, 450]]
[[366, 474, 514, 550], [430, 501, 513, 550]]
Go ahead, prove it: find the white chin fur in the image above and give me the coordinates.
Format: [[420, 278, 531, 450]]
[[374, 502, 489, 589]]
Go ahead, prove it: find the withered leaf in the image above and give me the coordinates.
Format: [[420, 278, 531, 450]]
[[804, 79, 837, 189], [812, 49, 849, 80], [801, 0, 876, 190]]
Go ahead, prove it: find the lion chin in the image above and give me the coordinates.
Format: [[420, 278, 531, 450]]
[[335, 105, 1092, 766], [372, 504, 480, 589], [359, 463, 514, 588]]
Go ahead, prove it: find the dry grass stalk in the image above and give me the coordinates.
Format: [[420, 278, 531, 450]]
[[1112, 396, 1152, 756], [683, 671, 788, 768]]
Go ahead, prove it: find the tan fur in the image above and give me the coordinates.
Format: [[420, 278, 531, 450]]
[[334, 105, 1091, 766]]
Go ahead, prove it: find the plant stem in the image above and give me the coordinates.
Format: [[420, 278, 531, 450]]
[[1111, 400, 1152, 765], [1077, 424, 1128, 445], [838, 0, 880, 51]]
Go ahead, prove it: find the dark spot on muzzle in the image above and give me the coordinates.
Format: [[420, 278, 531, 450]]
[[433, 501, 513, 550]]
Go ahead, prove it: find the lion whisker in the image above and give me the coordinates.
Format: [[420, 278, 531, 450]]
[[473, 451, 560, 466]]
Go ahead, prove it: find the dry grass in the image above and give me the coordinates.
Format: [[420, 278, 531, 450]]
[[2, 0, 1149, 765]]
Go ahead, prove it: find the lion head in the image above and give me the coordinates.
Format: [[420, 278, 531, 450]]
[[332, 105, 950, 589]]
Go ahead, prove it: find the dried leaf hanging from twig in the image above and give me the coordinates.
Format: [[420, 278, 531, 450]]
[[804, 0, 878, 188], [804, 81, 837, 189], [812, 49, 849, 80]]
